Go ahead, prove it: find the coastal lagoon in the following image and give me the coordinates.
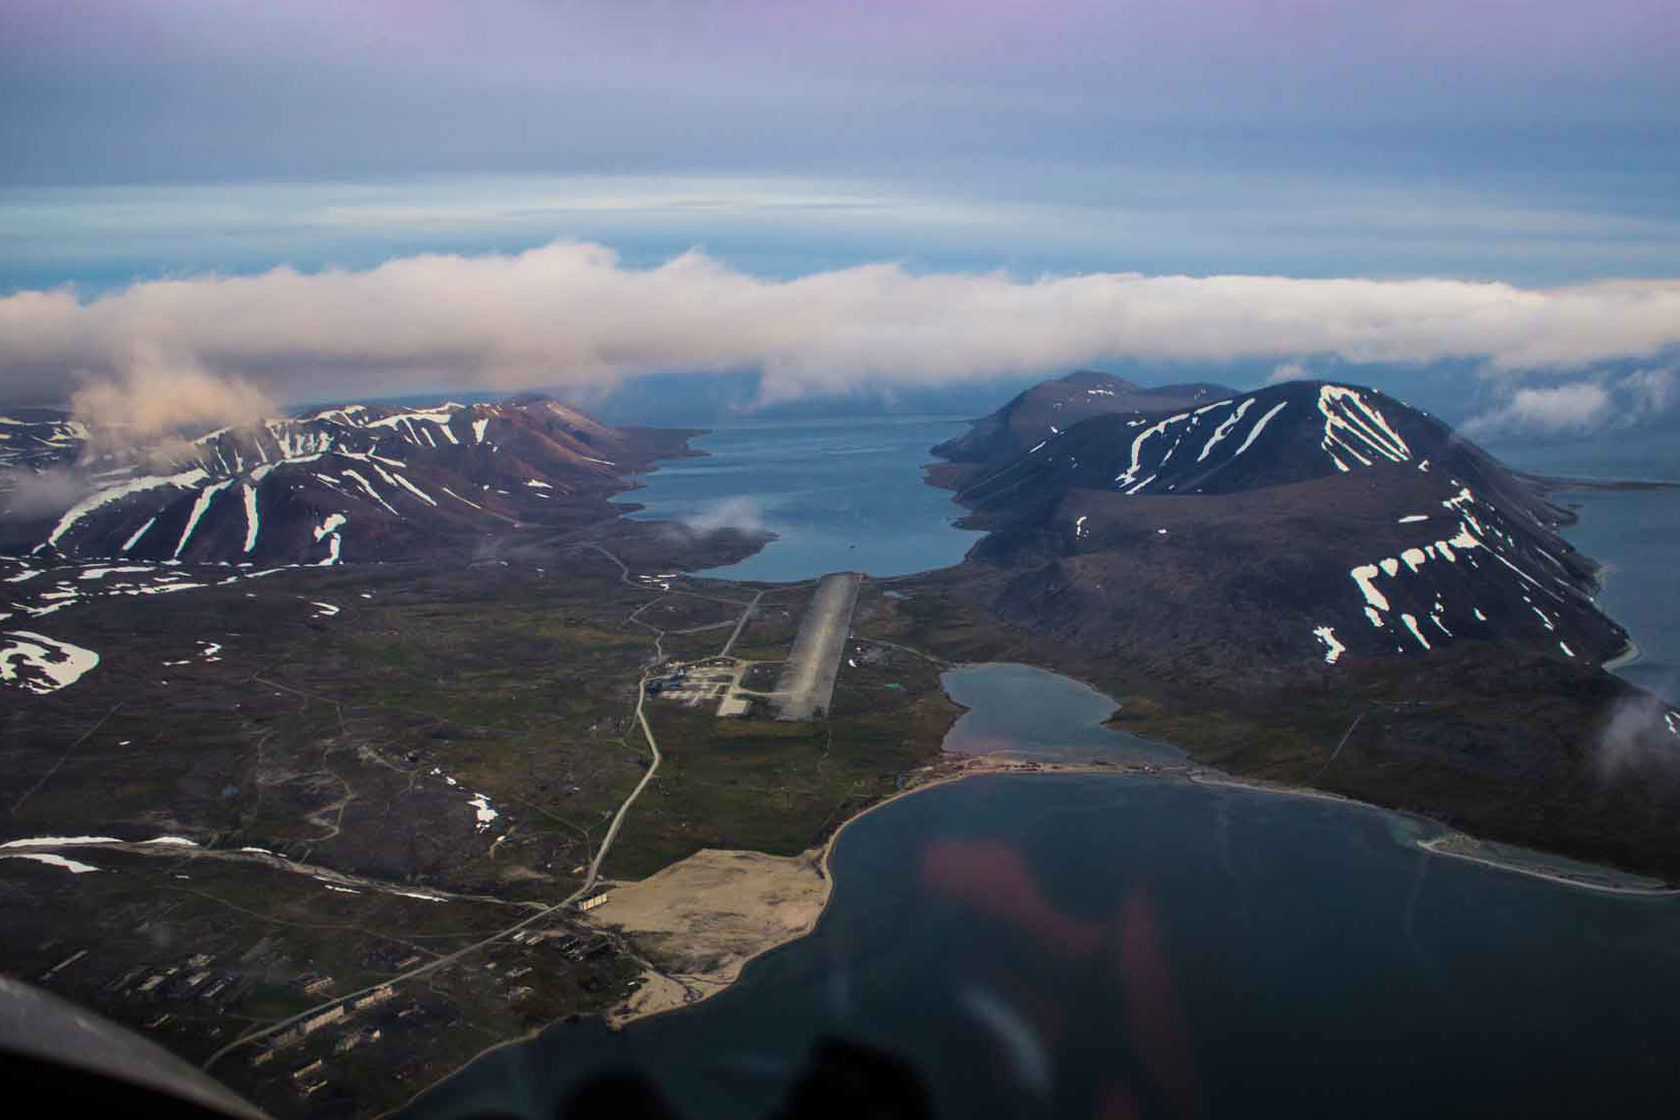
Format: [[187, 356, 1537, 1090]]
[[940, 662, 1184, 766]]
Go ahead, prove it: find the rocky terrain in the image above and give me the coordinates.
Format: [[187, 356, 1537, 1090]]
[[948, 378, 1629, 684], [928, 369, 1233, 488], [6, 376, 1680, 1119], [0, 395, 952, 1117], [1, 397, 696, 566]]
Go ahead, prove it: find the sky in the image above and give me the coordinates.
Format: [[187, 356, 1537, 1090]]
[[2, 0, 1678, 435]]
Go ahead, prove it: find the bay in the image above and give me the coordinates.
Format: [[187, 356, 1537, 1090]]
[[407, 766, 1680, 1119], [618, 415, 983, 583]]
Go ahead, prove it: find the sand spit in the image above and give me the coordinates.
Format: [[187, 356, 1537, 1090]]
[[1419, 833, 1679, 896], [585, 847, 831, 1026]]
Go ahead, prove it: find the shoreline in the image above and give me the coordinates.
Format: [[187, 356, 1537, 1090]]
[[597, 750, 1679, 1034], [392, 721, 1680, 1116], [1529, 472, 1680, 493], [1417, 833, 1679, 897], [1189, 774, 1679, 895], [385, 757, 1138, 1115], [1545, 481, 1656, 677], [1604, 639, 1642, 671], [595, 754, 1134, 1031]]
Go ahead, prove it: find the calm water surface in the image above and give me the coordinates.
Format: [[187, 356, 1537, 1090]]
[[1493, 430, 1680, 704], [409, 768, 1680, 1119], [619, 415, 982, 582], [940, 663, 1184, 765]]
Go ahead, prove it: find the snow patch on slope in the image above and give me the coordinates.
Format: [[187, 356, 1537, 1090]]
[[1313, 625, 1346, 664], [0, 630, 100, 694]]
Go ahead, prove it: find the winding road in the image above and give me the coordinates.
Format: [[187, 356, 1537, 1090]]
[[203, 544, 747, 1073]]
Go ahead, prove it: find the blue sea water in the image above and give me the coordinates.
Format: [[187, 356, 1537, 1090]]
[[410, 769, 1680, 1119], [618, 415, 982, 582], [1488, 429, 1680, 705]]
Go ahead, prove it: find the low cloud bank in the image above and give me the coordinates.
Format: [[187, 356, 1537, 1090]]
[[1595, 685, 1680, 783], [682, 497, 770, 536], [68, 354, 278, 456], [0, 466, 85, 520], [1463, 367, 1677, 437], [4, 241, 1680, 443], [1464, 382, 1615, 436]]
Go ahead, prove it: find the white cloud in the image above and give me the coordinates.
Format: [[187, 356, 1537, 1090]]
[[0, 466, 86, 520], [1463, 364, 1680, 437], [1595, 687, 1680, 782], [1618, 367, 1677, 416], [1463, 383, 1614, 436], [4, 242, 1680, 440], [682, 497, 770, 536], [1266, 362, 1310, 384], [68, 350, 276, 455]]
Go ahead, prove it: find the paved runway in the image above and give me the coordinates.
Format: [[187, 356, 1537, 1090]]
[[774, 572, 861, 720]]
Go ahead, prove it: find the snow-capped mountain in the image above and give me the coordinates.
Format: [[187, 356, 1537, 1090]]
[[959, 380, 1548, 506], [0, 410, 88, 472], [930, 369, 1234, 480], [0, 398, 688, 565], [941, 378, 1633, 680]]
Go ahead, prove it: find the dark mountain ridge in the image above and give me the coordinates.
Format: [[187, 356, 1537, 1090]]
[[910, 372, 1680, 880], [929, 369, 1234, 486], [0, 398, 697, 565], [936, 377, 1633, 685]]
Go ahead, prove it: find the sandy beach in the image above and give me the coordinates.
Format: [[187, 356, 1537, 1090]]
[[588, 752, 1678, 1029], [587, 754, 1156, 1027], [1418, 832, 1679, 896], [583, 847, 832, 1026]]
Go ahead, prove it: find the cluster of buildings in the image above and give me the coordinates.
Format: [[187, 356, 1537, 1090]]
[[647, 657, 754, 716]]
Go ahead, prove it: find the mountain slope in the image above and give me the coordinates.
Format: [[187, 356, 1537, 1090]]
[[938, 378, 1630, 685], [929, 370, 1234, 485], [0, 398, 695, 565], [904, 373, 1680, 879]]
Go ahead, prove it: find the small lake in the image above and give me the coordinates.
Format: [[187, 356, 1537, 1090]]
[[940, 663, 1185, 765], [618, 415, 983, 582]]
